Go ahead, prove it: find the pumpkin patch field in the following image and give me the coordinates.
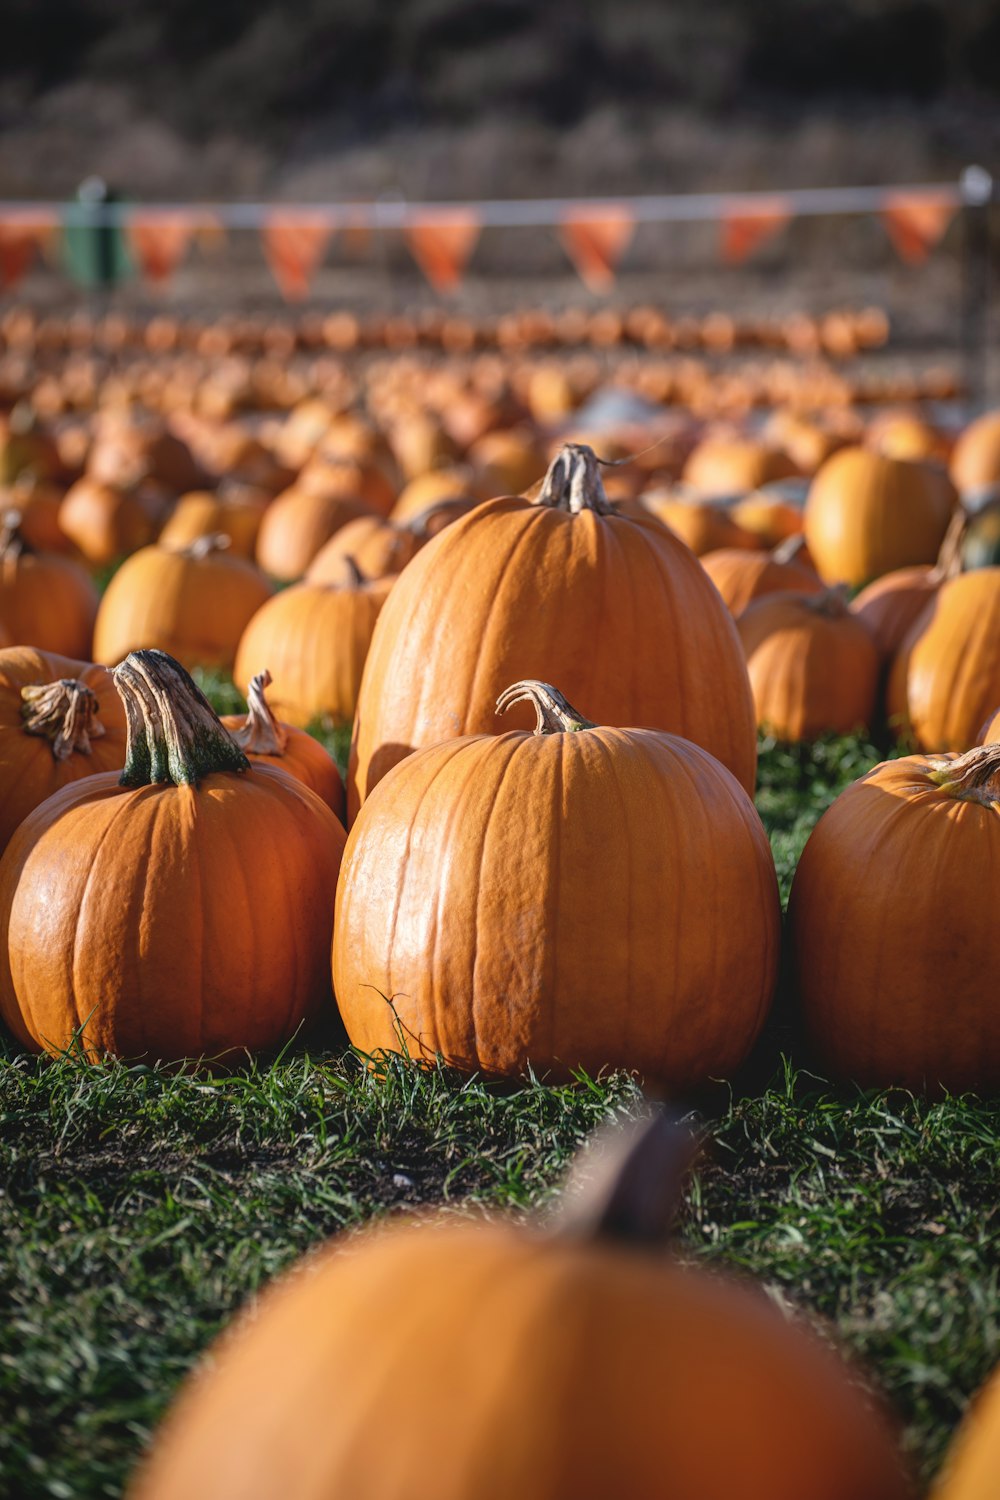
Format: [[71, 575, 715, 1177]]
[[1, 303, 1000, 1499]]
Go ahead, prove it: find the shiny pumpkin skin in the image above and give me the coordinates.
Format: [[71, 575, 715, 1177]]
[[0, 548, 98, 658], [0, 647, 127, 852], [336, 725, 779, 1085], [348, 497, 758, 819], [888, 569, 1000, 751], [804, 449, 954, 586], [737, 594, 879, 741], [702, 548, 822, 618], [849, 565, 939, 661], [92, 544, 274, 672], [932, 1364, 1000, 1500], [130, 1218, 912, 1500], [789, 753, 1000, 1091], [220, 712, 345, 821], [0, 763, 345, 1060], [235, 579, 391, 729]]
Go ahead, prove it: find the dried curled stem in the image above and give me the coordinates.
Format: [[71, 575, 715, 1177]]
[[114, 649, 250, 788], [535, 444, 615, 516], [927, 743, 1000, 805], [496, 680, 596, 735], [228, 670, 287, 756], [557, 1112, 698, 1249], [21, 679, 106, 761]]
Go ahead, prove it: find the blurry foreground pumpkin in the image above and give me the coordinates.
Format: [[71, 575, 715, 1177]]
[[0, 509, 98, 658], [789, 740, 1000, 1092], [338, 680, 779, 1085], [804, 449, 955, 586], [933, 1362, 1000, 1499], [0, 650, 345, 1060], [888, 568, 1000, 751], [681, 436, 799, 497], [129, 1114, 912, 1500]]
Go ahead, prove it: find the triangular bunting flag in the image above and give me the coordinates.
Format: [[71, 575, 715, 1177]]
[[559, 206, 635, 293], [404, 210, 481, 293], [0, 211, 59, 291], [262, 214, 334, 300], [720, 199, 792, 265], [126, 212, 195, 287], [881, 192, 957, 265]]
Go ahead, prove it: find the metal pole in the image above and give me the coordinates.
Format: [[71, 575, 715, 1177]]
[[960, 165, 994, 416]]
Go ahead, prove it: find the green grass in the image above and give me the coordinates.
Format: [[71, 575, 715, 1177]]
[[1, 725, 998, 1498]]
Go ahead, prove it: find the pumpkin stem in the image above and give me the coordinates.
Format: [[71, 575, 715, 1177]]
[[535, 444, 615, 516], [229, 669, 288, 756], [927, 743, 1000, 805], [932, 507, 968, 582], [183, 532, 231, 561], [342, 554, 367, 587], [21, 679, 106, 760], [114, 649, 250, 788], [557, 1112, 697, 1249], [805, 584, 851, 618], [496, 680, 596, 735], [771, 533, 808, 565], [0, 508, 31, 561]]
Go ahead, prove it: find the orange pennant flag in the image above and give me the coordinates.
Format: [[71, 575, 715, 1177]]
[[126, 212, 195, 286], [881, 192, 957, 265], [262, 214, 334, 301], [559, 206, 635, 293], [720, 199, 792, 265], [404, 210, 482, 293], [0, 210, 59, 290]]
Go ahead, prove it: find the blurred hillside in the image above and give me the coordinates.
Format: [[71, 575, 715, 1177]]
[[2, 0, 1000, 199]]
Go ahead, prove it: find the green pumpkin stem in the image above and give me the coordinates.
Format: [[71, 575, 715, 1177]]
[[114, 649, 250, 788], [229, 670, 287, 756], [535, 444, 615, 516], [21, 679, 106, 761], [496, 680, 596, 735], [928, 743, 1000, 805], [558, 1112, 697, 1249]]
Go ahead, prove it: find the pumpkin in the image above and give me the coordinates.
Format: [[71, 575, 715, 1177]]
[[254, 487, 376, 582], [980, 708, 1000, 743], [933, 1363, 1000, 1499], [804, 449, 956, 587], [467, 427, 546, 499], [338, 679, 778, 1082], [158, 488, 269, 559], [0, 404, 62, 485], [85, 415, 205, 493], [728, 488, 805, 548], [0, 646, 127, 852], [737, 588, 879, 741], [788, 741, 1000, 1091], [130, 1114, 912, 1500], [58, 477, 156, 566], [222, 670, 344, 821], [389, 466, 477, 523], [0, 649, 345, 1060], [349, 446, 758, 822], [681, 437, 799, 498], [702, 542, 822, 619], [888, 569, 1000, 751], [0, 509, 98, 658], [849, 509, 966, 661], [866, 408, 949, 464], [2, 474, 71, 553], [950, 409, 1000, 495], [235, 567, 392, 729], [296, 451, 397, 518], [641, 492, 761, 555], [93, 535, 273, 673], [305, 499, 472, 586]]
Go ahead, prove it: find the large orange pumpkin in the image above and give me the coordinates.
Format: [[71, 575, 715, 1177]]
[[737, 589, 879, 741], [0, 646, 127, 852], [887, 569, 1000, 750], [221, 669, 344, 821], [0, 649, 345, 1060], [349, 446, 757, 820], [130, 1115, 912, 1500], [932, 1362, 1000, 1499], [93, 535, 273, 672], [789, 741, 1000, 1091], [337, 680, 779, 1084], [235, 570, 392, 728], [0, 509, 98, 658], [804, 449, 955, 586]]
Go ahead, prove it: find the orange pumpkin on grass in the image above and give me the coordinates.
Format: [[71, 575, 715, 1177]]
[[0, 649, 345, 1061], [130, 1114, 912, 1500], [933, 1362, 1000, 1500], [337, 680, 779, 1085], [887, 569, 1000, 750], [349, 446, 758, 820]]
